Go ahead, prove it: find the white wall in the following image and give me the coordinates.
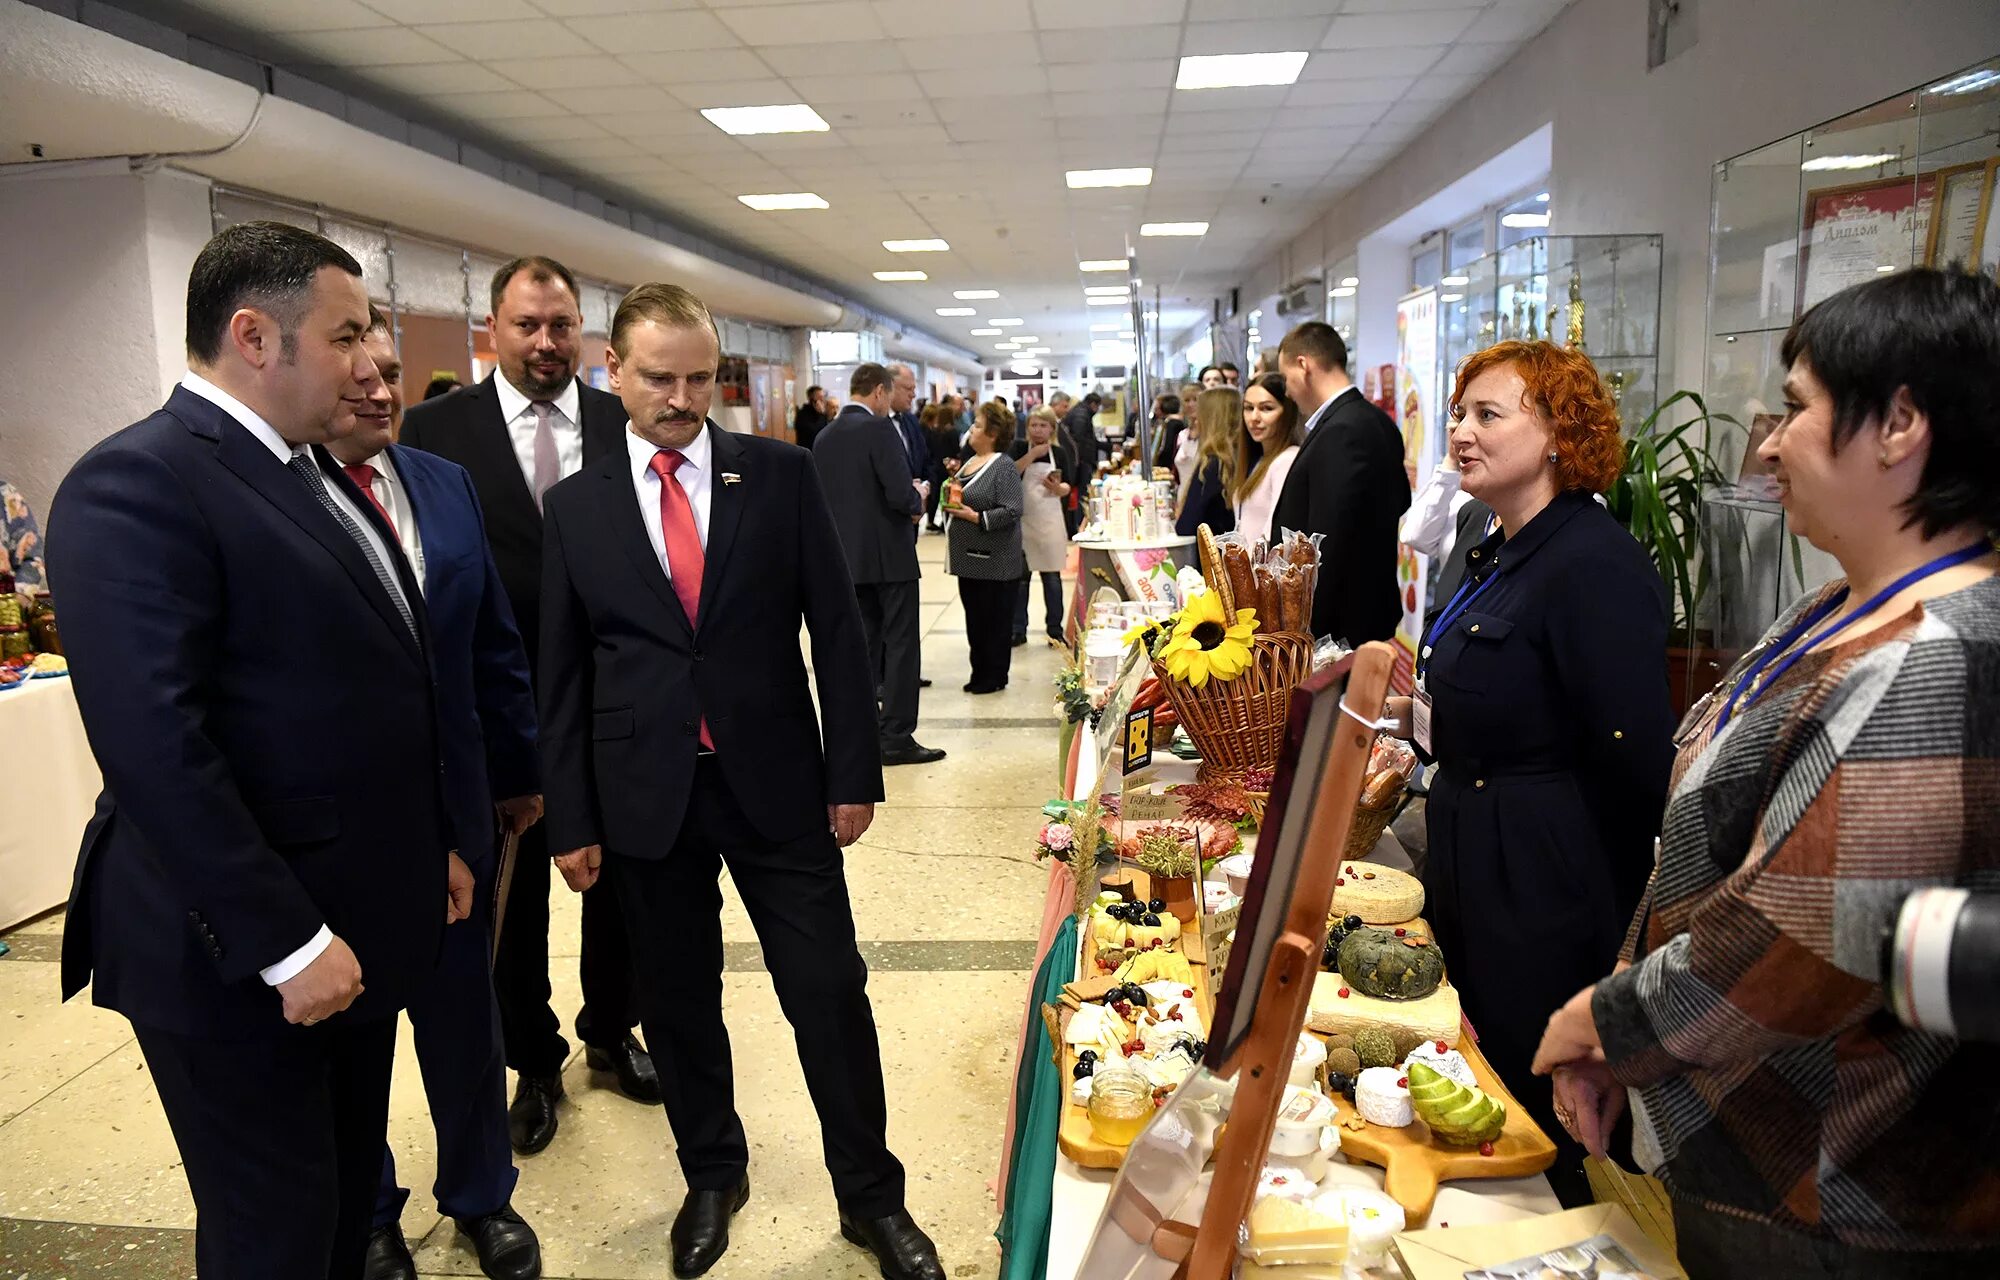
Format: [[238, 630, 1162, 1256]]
[[1235, 0, 2000, 398], [0, 164, 212, 516]]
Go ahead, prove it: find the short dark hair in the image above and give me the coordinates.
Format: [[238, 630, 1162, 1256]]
[[422, 375, 461, 401], [1084, 392, 1103, 407], [366, 305, 390, 336], [1198, 364, 1222, 380], [850, 362, 893, 397], [805, 384, 824, 402], [1782, 268, 2000, 538], [1279, 321, 1349, 373], [1158, 393, 1181, 416], [490, 255, 580, 317], [1219, 361, 1239, 373], [185, 221, 363, 364]]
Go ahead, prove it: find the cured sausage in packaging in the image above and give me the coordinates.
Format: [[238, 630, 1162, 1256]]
[[1223, 542, 1258, 616], [1278, 565, 1307, 634]]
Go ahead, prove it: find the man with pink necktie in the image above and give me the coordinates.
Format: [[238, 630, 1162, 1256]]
[[538, 283, 944, 1280], [399, 256, 656, 1159]]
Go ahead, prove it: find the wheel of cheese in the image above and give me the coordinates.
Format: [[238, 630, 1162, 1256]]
[[1328, 860, 1423, 924], [1306, 971, 1460, 1058]]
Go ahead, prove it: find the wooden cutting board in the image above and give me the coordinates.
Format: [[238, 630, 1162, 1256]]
[[1324, 1030, 1555, 1222]]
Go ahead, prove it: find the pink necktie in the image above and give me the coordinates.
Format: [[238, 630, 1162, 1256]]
[[530, 402, 560, 512], [341, 463, 398, 541], [648, 449, 713, 750]]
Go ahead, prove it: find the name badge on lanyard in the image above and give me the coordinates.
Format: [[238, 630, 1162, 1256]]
[[1412, 685, 1434, 755]]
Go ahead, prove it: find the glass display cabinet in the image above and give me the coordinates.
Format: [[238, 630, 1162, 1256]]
[[1439, 233, 1663, 426], [1699, 55, 2000, 691]]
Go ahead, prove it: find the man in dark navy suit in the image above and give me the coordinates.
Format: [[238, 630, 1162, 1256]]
[[324, 314, 544, 1280], [399, 257, 655, 1156], [539, 284, 944, 1280], [47, 222, 473, 1280]]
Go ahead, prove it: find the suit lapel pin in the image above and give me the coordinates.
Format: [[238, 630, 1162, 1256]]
[[721, 472, 742, 486]]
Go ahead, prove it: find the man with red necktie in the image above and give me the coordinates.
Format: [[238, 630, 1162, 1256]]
[[538, 283, 945, 1280]]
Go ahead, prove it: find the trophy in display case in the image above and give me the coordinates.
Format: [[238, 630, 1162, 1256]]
[[1564, 267, 1586, 351]]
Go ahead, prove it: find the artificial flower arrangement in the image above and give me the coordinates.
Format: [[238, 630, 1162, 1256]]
[[1122, 586, 1260, 689]]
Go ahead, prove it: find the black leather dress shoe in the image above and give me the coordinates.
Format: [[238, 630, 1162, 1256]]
[[363, 1223, 417, 1280], [585, 1033, 662, 1103], [456, 1204, 542, 1280], [839, 1208, 946, 1280], [918, 677, 933, 688], [507, 1073, 562, 1155], [882, 742, 946, 766], [671, 1177, 750, 1278]]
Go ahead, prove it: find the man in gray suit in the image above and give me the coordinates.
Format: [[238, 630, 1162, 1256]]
[[811, 364, 944, 767]]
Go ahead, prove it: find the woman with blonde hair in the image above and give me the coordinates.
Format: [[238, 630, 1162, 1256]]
[[1232, 372, 1304, 544], [1174, 386, 1241, 536]]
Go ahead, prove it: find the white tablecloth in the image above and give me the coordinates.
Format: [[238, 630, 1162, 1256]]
[[0, 677, 98, 929]]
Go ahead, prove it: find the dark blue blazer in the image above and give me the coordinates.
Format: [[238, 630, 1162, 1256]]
[[47, 387, 454, 1038], [890, 410, 927, 482], [385, 444, 537, 873]]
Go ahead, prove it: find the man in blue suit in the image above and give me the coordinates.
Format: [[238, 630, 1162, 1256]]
[[47, 222, 473, 1279], [327, 312, 545, 1280]]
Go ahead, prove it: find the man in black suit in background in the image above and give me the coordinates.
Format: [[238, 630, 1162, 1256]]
[[792, 385, 829, 451], [47, 221, 473, 1279], [399, 255, 656, 1157], [540, 284, 945, 1280], [814, 364, 943, 768], [1270, 321, 1410, 644], [1062, 391, 1103, 476]]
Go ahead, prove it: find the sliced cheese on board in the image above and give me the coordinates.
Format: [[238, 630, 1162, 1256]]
[[1245, 1196, 1347, 1266], [1307, 970, 1460, 1056]]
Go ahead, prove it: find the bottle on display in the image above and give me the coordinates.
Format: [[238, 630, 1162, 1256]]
[[0, 572, 26, 660], [28, 593, 59, 656]]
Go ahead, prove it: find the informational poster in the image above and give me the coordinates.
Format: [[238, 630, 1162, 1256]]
[[1928, 161, 1992, 269], [1800, 172, 1939, 310], [1391, 288, 1443, 695]]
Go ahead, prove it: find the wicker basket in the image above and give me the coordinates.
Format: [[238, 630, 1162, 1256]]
[[1154, 631, 1314, 787], [1343, 791, 1402, 862]]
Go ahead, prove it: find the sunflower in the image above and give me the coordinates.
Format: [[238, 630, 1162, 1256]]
[[1157, 591, 1258, 688]]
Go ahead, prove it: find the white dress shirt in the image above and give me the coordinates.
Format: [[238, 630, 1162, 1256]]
[[627, 423, 715, 580], [1235, 445, 1299, 546], [181, 370, 427, 988], [1300, 383, 1360, 436], [1400, 464, 1466, 558], [347, 449, 427, 593], [494, 373, 584, 488]]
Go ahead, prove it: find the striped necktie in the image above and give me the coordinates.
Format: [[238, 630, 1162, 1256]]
[[286, 452, 419, 646]]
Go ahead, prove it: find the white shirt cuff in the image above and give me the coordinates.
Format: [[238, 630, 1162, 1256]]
[[259, 925, 333, 985]]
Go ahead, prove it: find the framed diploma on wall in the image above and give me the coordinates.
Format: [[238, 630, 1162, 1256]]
[[1978, 158, 2000, 282], [1799, 172, 1939, 311], [1926, 160, 1995, 271]]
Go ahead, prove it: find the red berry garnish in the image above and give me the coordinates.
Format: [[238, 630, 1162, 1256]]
[[1336, 877, 1346, 886], [1394, 928, 1407, 937], [1397, 1076, 1408, 1088], [1182, 988, 1194, 998], [1479, 1142, 1494, 1157], [1337, 987, 1350, 998], [1436, 1040, 1449, 1053]]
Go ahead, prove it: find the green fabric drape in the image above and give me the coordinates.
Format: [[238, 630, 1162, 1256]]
[[995, 914, 1078, 1280]]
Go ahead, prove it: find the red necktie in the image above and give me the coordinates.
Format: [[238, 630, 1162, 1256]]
[[648, 450, 713, 750], [342, 463, 398, 542]]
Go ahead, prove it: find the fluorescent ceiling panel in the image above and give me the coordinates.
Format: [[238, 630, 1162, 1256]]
[[700, 104, 831, 135], [737, 192, 829, 210], [953, 289, 1000, 299], [874, 270, 928, 281], [935, 307, 977, 316], [1065, 167, 1154, 188], [1141, 222, 1210, 236], [1176, 51, 1309, 90], [882, 238, 951, 252], [1078, 259, 1129, 272]]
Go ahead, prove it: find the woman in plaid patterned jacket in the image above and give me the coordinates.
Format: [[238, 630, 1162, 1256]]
[[1532, 269, 2000, 1277]]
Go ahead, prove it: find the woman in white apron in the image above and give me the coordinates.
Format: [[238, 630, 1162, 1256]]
[[1011, 407, 1074, 645]]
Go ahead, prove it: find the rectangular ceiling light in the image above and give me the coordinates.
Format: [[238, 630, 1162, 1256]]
[[1799, 153, 1900, 172], [1084, 285, 1130, 296], [953, 288, 999, 299], [737, 192, 828, 211], [882, 238, 950, 252], [1176, 51, 1309, 91], [1086, 296, 1128, 306], [874, 270, 928, 281], [970, 327, 1002, 336], [1439, 275, 1469, 287], [1339, 276, 1359, 287], [935, 307, 977, 316], [988, 317, 1024, 326], [1141, 221, 1208, 236], [701, 104, 829, 135], [1499, 212, 1551, 229], [1066, 167, 1153, 189], [1090, 322, 1121, 332], [1079, 259, 1129, 272], [1329, 286, 1356, 298]]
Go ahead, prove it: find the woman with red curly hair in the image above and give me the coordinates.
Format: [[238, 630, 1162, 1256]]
[[1386, 340, 1675, 1205]]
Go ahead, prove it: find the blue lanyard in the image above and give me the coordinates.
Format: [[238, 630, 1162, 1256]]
[[1418, 567, 1503, 680], [1715, 541, 1991, 732]]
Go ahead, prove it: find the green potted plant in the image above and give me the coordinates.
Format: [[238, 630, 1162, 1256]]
[[1604, 390, 1732, 712]]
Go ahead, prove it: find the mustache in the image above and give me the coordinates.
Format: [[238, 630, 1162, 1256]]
[[653, 409, 701, 425]]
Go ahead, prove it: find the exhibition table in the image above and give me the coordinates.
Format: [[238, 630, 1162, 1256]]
[[0, 677, 97, 929]]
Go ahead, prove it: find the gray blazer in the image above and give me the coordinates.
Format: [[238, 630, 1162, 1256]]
[[946, 454, 1024, 580], [812, 406, 922, 585]]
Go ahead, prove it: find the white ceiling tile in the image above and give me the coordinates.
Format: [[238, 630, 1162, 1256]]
[[1336, 0, 1482, 7], [932, 95, 1054, 123], [1069, 60, 1178, 91], [280, 27, 461, 65], [1299, 46, 1446, 78], [759, 42, 907, 76], [1377, 99, 1448, 127], [1429, 42, 1517, 76], [733, 131, 848, 153], [1168, 85, 1292, 113], [1039, 25, 1184, 62], [837, 124, 952, 147], [870, 0, 1033, 34], [666, 79, 800, 109], [414, 19, 598, 59], [1322, 10, 1480, 49], [568, 9, 741, 53], [588, 110, 717, 139], [783, 75, 926, 104], [546, 134, 654, 159], [946, 118, 1055, 143], [1052, 89, 1171, 118], [615, 49, 776, 83], [917, 65, 1050, 98], [485, 54, 643, 90], [896, 33, 1043, 69], [1031, 0, 1186, 31], [1399, 75, 1470, 102], [817, 100, 939, 128], [1259, 125, 1366, 152], [1160, 129, 1265, 152], [424, 89, 570, 117], [530, 0, 703, 12], [1283, 76, 1411, 107], [716, 3, 889, 45], [1163, 108, 1279, 134], [363, 0, 539, 20], [543, 84, 682, 114], [1185, 0, 1343, 18], [358, 60, 517, 94], [1055, 113, 1163, 140], [1179, 18, 1337, 56]]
